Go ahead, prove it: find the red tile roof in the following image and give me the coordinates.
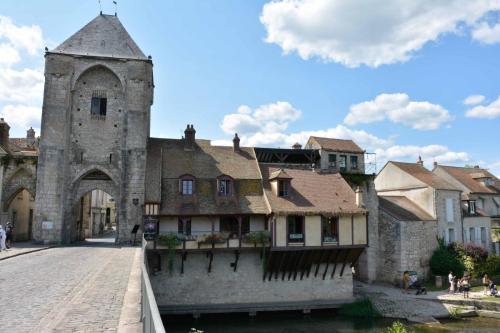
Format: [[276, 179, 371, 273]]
[[391, 161, 459, 190], [308, 136, 364, 153], [437, 165, 500, 194]]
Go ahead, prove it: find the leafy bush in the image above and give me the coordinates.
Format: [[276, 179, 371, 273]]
[[429, 245, 464, 277], [243, 231, 271, 245], [478, 254, 500, 277], [339, 298, 381, 318], [380, 322, 414, 333], [453, 242, 488, 278]]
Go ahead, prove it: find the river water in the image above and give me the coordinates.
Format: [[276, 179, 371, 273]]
[[163, 311, 500, 333]]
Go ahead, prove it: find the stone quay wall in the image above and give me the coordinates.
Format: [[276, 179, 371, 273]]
[[150, 251, 354, 309]]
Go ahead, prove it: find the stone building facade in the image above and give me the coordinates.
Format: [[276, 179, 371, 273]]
[[34, 14, 153, 243]]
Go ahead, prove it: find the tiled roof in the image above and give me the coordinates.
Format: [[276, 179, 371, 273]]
[[391, 161, 459, 191], [437, 165, 500, 194], [308, 136, 364, 153], [8, 138, 38, 157], [379, 196, 435, 221], [260, 164, 365, 215], [145, 137, 269, 215], [53, 14, 147, 60], [269, 169, 293, 180]]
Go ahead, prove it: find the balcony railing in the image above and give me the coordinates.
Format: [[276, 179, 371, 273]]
[[157, 230, 271, 250]]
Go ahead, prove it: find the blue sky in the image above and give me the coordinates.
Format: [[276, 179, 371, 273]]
[[0, 0, 499, 174]]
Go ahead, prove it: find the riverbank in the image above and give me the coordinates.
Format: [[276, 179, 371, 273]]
[[355, 281, 500, 323]]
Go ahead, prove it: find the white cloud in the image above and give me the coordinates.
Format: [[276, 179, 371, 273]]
[[221, 101, 301, 137], [0, 16, 45, 138], [472, 21, 500, 44], [0, 105, 41, 137], [463, 94, 486, 105], [376, 144, 470, 167], [344, 93, 453, 130], [466, 96, 500, 119], [260, 0, 500, 67], [0, 67, 44, 104], [217, 100, 470, 172], [0, 16, 44, 55]]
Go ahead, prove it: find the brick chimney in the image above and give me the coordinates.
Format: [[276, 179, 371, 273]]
[[233, 133, 240, 152], [355, 186, 364, 208], [184, 124, 196, 150], [27, 127, 36, 147], [0, 118, 10, 151], [417, 155, 424, 166], [292, 142, 302, 150]]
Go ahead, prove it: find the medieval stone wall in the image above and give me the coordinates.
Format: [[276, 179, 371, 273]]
[[356, 179, 378, 282], [151, 251, 354, 307], [35, 53, 153, 244]]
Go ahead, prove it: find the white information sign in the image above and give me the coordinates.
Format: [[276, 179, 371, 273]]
[[42, 221, 54, 230]]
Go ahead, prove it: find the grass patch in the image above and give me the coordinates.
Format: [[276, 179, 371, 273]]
[[423, 281, 447, 292], [339, 298, 381, 318]]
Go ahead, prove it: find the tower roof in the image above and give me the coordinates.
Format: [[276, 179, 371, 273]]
[[52, 14, 147, 60]]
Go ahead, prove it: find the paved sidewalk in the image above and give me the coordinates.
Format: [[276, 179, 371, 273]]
[[0, 241, 51, 260], [0, 242, 141, 332]]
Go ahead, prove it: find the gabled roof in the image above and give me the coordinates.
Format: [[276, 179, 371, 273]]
[[390, 161, 459, 191], [145, 137, 269, 215], [379, 196, 435, 221], [269, 169, 293, 180], [436, 165, 500, 194], [52, 14, 147, 60], [307, 136, 364, 153], [260, 164, 365, 216]]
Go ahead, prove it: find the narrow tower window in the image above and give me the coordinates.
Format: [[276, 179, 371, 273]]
[[91, 90, 107, 117]]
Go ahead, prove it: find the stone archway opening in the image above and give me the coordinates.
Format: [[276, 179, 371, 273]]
[[4, 188, 35, 241], [73, 189, 117, 243]]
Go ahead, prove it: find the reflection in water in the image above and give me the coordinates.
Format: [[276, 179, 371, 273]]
[[163, 311, 500, 333]]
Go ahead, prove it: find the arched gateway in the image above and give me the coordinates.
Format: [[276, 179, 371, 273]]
[[34, 14, 154, 244]]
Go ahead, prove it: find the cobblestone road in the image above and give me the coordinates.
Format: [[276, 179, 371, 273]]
[[0, 243, 139, 332]]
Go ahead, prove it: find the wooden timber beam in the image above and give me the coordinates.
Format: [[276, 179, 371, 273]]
[[314, 250, 325, 277], [339, 248, 351, 277], [275, 251, 287, 280], [207, 251, 214, 274], [322, 251, 335, 280], [233, 250, 240, 272], [293, 251, 306, 280], [300, 250, 314, 280], [330, 249, 341, 279]]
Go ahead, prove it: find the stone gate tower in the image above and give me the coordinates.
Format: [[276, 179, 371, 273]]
[[34, 14, 153, 243]]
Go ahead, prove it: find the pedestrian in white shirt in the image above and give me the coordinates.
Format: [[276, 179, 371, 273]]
[[0, 225, 6, 251]]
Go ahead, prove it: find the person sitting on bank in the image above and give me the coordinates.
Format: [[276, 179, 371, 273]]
[[402, 271, 410, 294]]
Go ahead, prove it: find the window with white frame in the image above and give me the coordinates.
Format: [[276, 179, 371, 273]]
[[328, 154, 336, 168], [469, 227, 475, 243], [179, 176, 195, 196], [218, 177, 232, 196], [445, 198, 454, 223], [468, 200, 476, 215]]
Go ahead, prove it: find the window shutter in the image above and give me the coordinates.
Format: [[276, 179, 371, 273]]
[[445, 198, 453, 222]]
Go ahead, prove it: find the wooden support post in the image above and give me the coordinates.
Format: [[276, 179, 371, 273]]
[[238, 216, 242, 248], [211, 218, 215, 249], [300, 251, 312, 280], [330, 250, 341, 279], [233, 250, 240, 272], [339, 248, 351, 277], [180, 251, 187, 274], [207, 251, 213, 273], [275, 252, 286, 280], [293, 251, 306, 280], [314, 250, 325, 277], [322, 251, 334, 280], [306, 250, 318, 278]]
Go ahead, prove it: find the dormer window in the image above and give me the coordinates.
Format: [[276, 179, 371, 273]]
[[218, 176, 233, 196], [270, 168, 293, 197], [339, 155, 347, 172], [179, 175, 195, 196], [468, 200, 476, 215], [350, 156, 358, 170], [328, 154, 336, 168], [278, 180, 289, 197]]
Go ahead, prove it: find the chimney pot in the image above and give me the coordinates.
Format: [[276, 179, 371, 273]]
[[417, 155, 424, 166], [355, 186, 364, 208], [184, 124, 196, 150], [292, 142, 302, 150], [233, 133, 240, 152]]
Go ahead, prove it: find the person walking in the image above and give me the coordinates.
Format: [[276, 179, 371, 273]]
[[5, 222, 12, 249], [483, 274, 491, 296], [0, 225, 6, 251], [448, 271, 455, 294], [461, 273, 471, 298]]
